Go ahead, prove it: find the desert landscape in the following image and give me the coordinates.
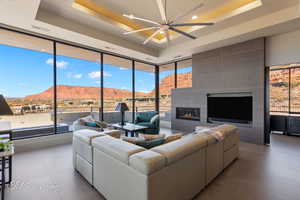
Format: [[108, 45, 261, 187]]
[[3, 68, 300, 130], [2, 72, 192, 129]]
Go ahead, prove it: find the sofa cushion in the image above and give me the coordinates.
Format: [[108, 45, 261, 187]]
[[92, 136, 146, 164], [151, 134, 207, 165], [164, 133, 183, 144], [129, 150, 166, 175], [73, 129, 105, 145], [136, 138, 166, 149]]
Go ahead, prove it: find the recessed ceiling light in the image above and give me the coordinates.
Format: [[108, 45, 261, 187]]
[[192, 15, 198, 20]]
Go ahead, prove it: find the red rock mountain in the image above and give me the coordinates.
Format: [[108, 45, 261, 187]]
[[25, 72, 192, 100]]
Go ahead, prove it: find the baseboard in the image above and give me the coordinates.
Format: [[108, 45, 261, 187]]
[[13, 132, 73, 153]]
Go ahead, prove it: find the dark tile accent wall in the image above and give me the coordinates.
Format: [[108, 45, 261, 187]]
[[171, 38, 265, 144]]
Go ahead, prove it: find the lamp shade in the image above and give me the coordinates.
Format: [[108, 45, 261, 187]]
[[115, 103, 129, 112]]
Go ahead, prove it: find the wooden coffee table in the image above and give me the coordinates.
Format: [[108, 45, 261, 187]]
[[111, 123, 148, 137]]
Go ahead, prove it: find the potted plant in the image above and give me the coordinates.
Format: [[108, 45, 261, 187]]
[[0, 137, 12, 152]]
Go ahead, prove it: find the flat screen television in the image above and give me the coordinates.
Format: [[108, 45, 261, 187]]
[[207, 96, 253, 124]]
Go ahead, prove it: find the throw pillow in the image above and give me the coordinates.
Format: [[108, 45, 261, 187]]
[[139, 133, 165, 141], [150, 114, 159, 124], [95, 120, 108, 128], [85, 121, 99, 128], [78, 119, 86, 126], [79, 115, 94, 125], [164, 133, 183, 144], [136, 138, 165, 149], [195, 129, 224, 141], [104, 130, 122, 138], [211, 131, 225, 141], [122, 136, 145, 144]]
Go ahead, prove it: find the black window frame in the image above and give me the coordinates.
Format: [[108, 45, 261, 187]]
[[0, 26, 192, 140], [269, 65, 300, 115]]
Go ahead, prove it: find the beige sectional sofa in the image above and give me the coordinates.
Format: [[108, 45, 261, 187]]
[[73, 125, 239, 200]]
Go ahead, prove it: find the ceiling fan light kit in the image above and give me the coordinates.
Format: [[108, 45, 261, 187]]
[[123, 0, 214, 44]]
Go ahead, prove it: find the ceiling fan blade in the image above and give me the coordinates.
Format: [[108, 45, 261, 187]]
[[172, 22, 214, 27], [171, 3, 204, 24], [143, 29, 162, 44], [123, 27, 159, 35], [169, 26, 196, 40], [123, 14, 160, 26], [156, 0, 167, 23]]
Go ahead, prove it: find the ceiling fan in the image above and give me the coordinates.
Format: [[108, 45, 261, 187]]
[[123, 0, 214, 44]]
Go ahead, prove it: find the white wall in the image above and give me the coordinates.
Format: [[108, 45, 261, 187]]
[[266, 29, 300, 66]]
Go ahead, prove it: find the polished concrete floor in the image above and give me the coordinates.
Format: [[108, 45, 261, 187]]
[[4, 134, 300, 200]]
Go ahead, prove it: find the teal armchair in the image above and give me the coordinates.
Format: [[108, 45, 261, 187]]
[[135, 111, 160, 134]]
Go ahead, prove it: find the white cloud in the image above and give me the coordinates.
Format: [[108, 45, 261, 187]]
[[46, 58, 53, 65], [57, 61, 69, 69], [119, 67, 128, 70], [46, 58, 69, 69], [73, 74, 82, 79], [67, 73, 82, 79], [88, 71, 112, 79]]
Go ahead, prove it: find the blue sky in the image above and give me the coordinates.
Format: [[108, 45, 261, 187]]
[[0, 44, 191, 98]]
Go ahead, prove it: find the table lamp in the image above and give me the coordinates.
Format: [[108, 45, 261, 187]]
[[115, 103, 129, 126]]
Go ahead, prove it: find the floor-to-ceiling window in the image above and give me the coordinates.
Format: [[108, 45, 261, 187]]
[[0, 27, 182, 138], [269, 66, 290, 114], [177, 59, 192, 88], [135, 62, 156, 112], [158, 59, 193, 127], [269, 64, 300, 114], [0, 29, 54, 132], [290, 67, 300, 113], [159, 63, 175, 125], [56, 43, 100, 131], [103, 54, 133, 123]]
